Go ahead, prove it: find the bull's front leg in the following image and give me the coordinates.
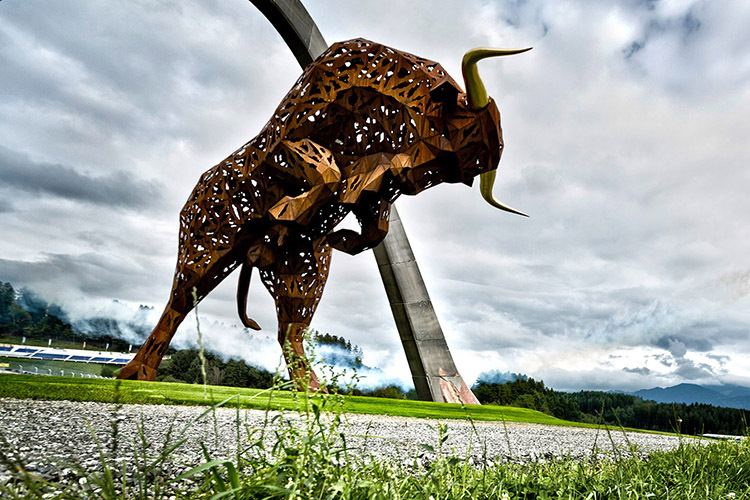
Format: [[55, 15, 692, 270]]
[[325, 197, 391, 255], [325, 152, 412, 255], [117, 306, 186, 380]]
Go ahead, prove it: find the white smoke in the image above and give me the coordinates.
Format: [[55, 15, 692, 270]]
[[474, 369, 529, 385], [715, 270, 750, 302], [170, 314, 285, 373], [311, 342, 414, 392], [23, 292, 282, 372], [70, 300, 155, 345]]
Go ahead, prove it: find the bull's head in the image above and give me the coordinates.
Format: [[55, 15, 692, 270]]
[[433, 47, 531, 217]]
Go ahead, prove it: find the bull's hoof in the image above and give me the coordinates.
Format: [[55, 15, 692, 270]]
[[117, 360, 157, 381]]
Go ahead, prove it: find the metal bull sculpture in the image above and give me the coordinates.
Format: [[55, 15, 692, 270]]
[[118, 38, 530, 389]]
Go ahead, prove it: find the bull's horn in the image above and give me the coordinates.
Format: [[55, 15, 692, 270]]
[[464, 46, 531, 216], [480, 169, 529, 217], [461, 47, 531, 110]]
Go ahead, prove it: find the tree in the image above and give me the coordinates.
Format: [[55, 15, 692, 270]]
[[158, 349, 198, 382], [313, 332, 363, 368], [222, 359, 249, 387], [0, 282, 15, 322], [7, 305, 31, 334], [368, 385, 406, 400]]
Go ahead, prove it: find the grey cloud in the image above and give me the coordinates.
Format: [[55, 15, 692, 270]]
[[655, 355, 674, 367], [674, 357, 715, 380], [0, 146, 162, 209], [73, 231, 111, 251], [636, 7, 702, 43], [624, 41, 644, 59], [652, 337, 719, 381], [666, 338, 687, 358], [0, 251, 165, 305], [424, 245, 738, 354], [706, 353, 730, 365], [0, 200, 14, 213], [0, 1, 276, 140], [0, 254, 123, 297], [587, 296, 745, 354], [623, 366, 651, 375], [654, 335, 712, 354], [622, 2, 750, 94], [537, 365, 666, 393], [681, 11, 702, 34]]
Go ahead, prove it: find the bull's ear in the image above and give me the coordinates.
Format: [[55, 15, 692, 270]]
[[429, 80, 460, 104]]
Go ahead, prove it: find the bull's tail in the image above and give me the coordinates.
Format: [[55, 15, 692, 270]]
[[237, 259, 262, 330]]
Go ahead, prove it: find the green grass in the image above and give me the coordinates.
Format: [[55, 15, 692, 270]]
[[0, 356, 110, 377], [0, 373, 583, 426]]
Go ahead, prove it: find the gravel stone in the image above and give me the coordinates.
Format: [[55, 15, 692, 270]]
[[0, 398, 705, 484]]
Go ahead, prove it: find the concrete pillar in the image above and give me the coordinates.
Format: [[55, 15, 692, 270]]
[[373, 207, 479, 404], [249, 0, 327, 66]]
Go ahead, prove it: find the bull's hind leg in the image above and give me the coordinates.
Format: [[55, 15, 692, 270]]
[[259, 243, 332, 391], [119, 199, 247, 382], [119, 248, 244, 381], [118, 240, 246, 381]]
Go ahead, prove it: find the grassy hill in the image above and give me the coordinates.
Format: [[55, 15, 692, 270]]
[[0, 373, 589, 427]]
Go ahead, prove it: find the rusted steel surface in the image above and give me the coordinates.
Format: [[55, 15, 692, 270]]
[[119, 39, 507, 389]]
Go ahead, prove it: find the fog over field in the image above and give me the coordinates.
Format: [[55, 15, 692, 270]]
[[1, 0, 749, 392]]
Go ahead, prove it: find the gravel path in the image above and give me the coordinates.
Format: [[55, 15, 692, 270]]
[[0, 398, 705, 483]]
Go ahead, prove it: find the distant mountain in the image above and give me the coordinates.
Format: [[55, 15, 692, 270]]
[[633, 383, 750, 410], [705, 384, 750, 399]]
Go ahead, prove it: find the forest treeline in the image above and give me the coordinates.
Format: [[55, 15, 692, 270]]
[[473, 378, 750, 436], [0, 281, 133, 351], [157, 349, 275, 388]]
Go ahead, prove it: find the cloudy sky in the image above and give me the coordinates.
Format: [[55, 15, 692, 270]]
[[1, 0, 749, 392]]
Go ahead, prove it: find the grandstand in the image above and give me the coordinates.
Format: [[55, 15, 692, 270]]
[[0, 343, 135, 365]]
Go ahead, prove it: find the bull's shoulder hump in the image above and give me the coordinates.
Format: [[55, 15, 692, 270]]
[[312, 39, 460, 100]]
